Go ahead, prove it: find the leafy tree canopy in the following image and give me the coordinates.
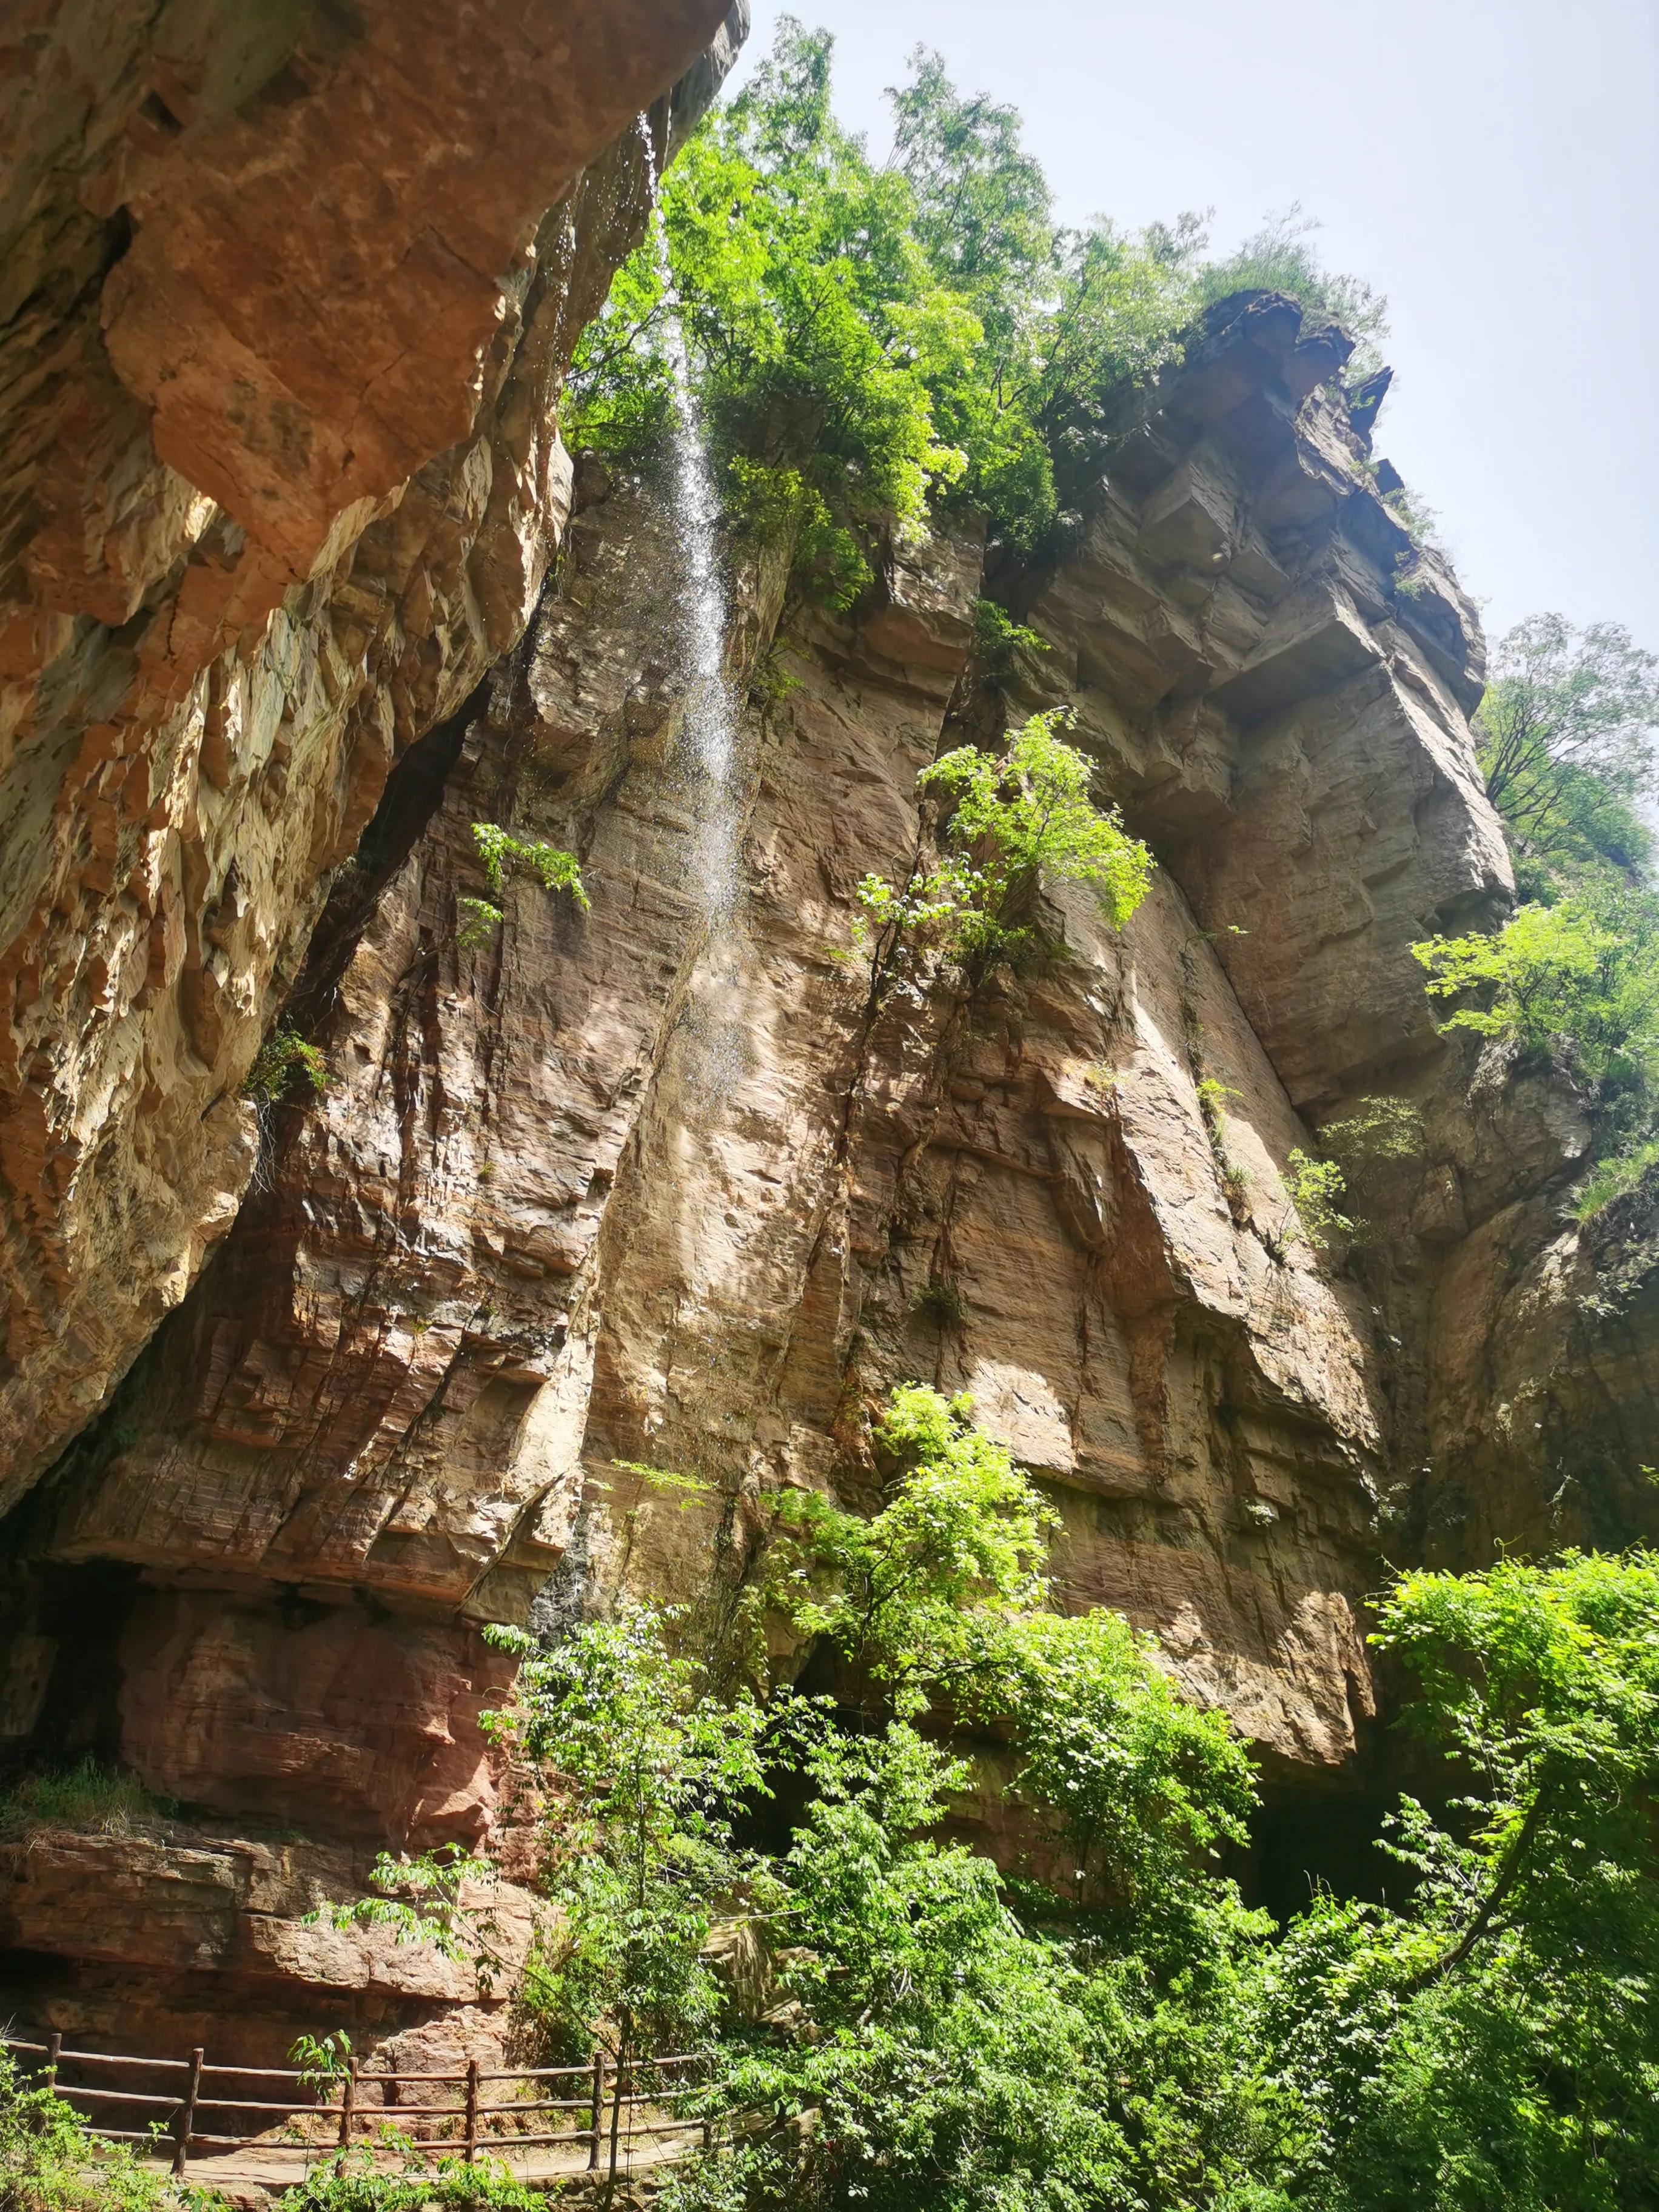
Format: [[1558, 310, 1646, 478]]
[[567, 21, 1375, 594]]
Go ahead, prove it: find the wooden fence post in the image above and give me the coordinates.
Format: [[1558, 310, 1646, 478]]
[[587, 2049, 605, 2170], [172, 2046, 203, 2179], [337, 2054, 357, 2150], [463, 2057, 479, 2164], [384, 2056, 399, 2109], [44, 2033, 60, 2091]]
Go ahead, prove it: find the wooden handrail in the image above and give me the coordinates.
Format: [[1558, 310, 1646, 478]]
[[2, 2029, 716, 2176]]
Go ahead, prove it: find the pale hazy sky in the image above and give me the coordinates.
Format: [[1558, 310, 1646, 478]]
[[722, 0, 1659, 654]]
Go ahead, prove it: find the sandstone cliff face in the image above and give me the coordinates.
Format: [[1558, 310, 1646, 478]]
[[4, 127, 1656, 2071], [0, 0, 742, 1507], [0, 287, 1570, 2059]]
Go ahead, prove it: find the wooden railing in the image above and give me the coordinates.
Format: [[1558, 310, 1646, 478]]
[[3, 2031, 711, 2179]]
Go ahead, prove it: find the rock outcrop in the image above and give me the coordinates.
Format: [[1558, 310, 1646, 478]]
[[0, 0, 743, 1506], [3, 55, 1655, 2086]]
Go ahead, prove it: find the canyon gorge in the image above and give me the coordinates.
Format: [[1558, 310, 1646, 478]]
[[1, 0, 1654, 2114]]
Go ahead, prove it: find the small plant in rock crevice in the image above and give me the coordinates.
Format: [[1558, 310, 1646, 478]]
[[915, 1274, 968, 1327], [458, 822, 590, 951], [243, 1027, 329, 1106], [1195, 1073, 1250, 1214]]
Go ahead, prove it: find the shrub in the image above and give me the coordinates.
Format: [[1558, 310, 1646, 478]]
[[0, 2049, 176, 2212], [1412, 890, 1659, 1092], [914, 1275, 967, 1327], [243, 1028, 328, 1106], [1285, 1145, 1356, 1250], [1198, 203, 1389, 374]]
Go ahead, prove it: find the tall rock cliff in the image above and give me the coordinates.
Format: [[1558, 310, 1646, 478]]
[[0, 0, 743, 1504], [1, 19, 1655, 2086]]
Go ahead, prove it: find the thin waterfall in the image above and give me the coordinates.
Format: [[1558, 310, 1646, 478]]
[[635, 112, 742, 943]]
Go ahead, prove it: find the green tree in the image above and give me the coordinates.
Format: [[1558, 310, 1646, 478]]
[[765, 1382, 1056, 1715], [1265, 1552, 1659, 2211], [851, 710, 1154, 1002], [568, 22, 1205, 584], [481, 1606, 777, 2199], [1412, 890, 1659, 1096], [1475, 615, 1659, 887]]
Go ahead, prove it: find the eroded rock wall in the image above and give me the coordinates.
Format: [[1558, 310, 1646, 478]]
[[0, 0, 743, 1506]]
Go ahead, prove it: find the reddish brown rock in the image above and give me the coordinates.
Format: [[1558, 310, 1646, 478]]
[[0, 0, 742, 1506]]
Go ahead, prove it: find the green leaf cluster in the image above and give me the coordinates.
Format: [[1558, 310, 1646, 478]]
[[458, 822, 590, 951], [1412, 890, 1659, 1096], [243, 1027, 329, 1107], [852, 709, 1154, 998], [0, 2047, 175, 2212]]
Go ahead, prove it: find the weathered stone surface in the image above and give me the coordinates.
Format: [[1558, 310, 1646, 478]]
[[0, 1821, 535, 2062], [0, 0, 742, 1506]]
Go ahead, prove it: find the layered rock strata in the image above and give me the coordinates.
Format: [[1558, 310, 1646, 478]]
[[4, 285, 1655, 2072], [0, 0, 742, 1506]]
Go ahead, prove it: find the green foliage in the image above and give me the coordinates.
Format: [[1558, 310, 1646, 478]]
[[1319, 1096, 1423, 1170], [286, 2032, 351, 2096], [1476, 614, 1659, 885], [456, 825, 588, 953], [1418, 609, 1659, 1222], [1195, 1074, 1238, 1142], [1412, 890, 1659, 1093], [0, 2049, 175, 2212], [471, 823, 589, 908], [320, 1842, 507, 1991], [1198, 204, 1389, 376], [913, 1274, 967, 1327], [272, 2144, 542, 2211], [313, 1383, 1659, 2212], [1575, 1131, 1659, 1220], [568, 24, 1210, 583], [970, 596, 1047, 671], [1264, 1552, 1659, 2210], [766, 1384, 1054, 1715], [243, 1028, 329, 1106], [0, 1761, 176, 1843], [663, 1715, 1278, 2212], [920, 711, 1153, 935], [1285, 1147, 1357, 1252], [481, 1606, 776, 2070], [853, 710, 1154, 1002], [455, 895, 503, 952]]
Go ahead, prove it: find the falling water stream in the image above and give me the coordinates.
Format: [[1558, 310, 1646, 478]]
[[636, 115, 743, 951]]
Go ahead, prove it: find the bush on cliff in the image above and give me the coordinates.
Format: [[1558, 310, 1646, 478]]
[[849, 709, 1155, 1005]]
